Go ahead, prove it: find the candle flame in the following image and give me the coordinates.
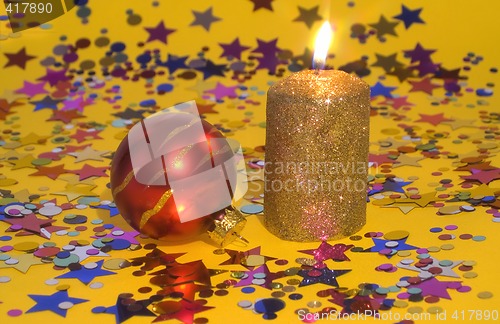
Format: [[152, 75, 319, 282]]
[[313, 21, 333, 70]]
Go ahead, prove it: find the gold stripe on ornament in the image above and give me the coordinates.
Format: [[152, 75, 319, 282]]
[[139, 189, 173, 229], [163, 118, 199, 147], [112, 170, 135, 196], [193, 142, 232, 171]]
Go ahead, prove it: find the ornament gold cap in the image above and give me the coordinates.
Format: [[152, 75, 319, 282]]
[[207, 207, 248, 247]]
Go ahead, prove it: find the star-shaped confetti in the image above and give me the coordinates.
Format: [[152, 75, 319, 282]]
[[441, 118, 475, 130], [67, 146, 110, 163], [369, 15, 399, 37], [27, 290, 88, 317], [409, 277, 461, 299], [461, 168, 500, 185], [219, 38, 250, 60], [205, 82, 238, 100], [408, 77, 441, 95], [219, 246, 277, 269], [130, 248, 186, 271], [190, 7, 221, 31], [404, 43, 436, 63], [29, 95, 62, 111], [382, 179, 412, 193], [8, 154, 36, 170], [397, 258, 462, 278], [150, 259, 224, 286], [104, 295, 156, 324], [52, 184, 99, 201], [233, 264, 284, 290], [393, 154, 424, 168], [70, 163, 109, 180], [37, 68, 69, 87], [0, 253, 45, 273], [398, 191, 438, 207], [379, 96, 415, 110], [249, 0, 274, 11], [298, 266, 351, 287], [371, 53, 404, 73], [70, 128, 103, 143], [252, 38, 281, 56], [30, 164, 70, 180], [15, 81, 48, 97], [387, 66, 415, 82], [367, 237, 418, 258], [157, 282, 208, 301], [370, 82, 397, 98], [4, 47, 36, 69], [393, 5, 425, 29], [91, 203, 120, 217], [153, 299, 214, 323], [293, 5, 323, 29], [145, 20, 176, 44], [415, 113, 453, 126], [158, 54, 189, 74], [299, 241, 353, 262], [56, 260, 116, 284], [2, 212, 54, 237], [195, 59, 226, 79], [47, 109, 85, 123]]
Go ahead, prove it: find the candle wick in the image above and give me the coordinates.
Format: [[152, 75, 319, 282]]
[[314, 68, 320, 75]]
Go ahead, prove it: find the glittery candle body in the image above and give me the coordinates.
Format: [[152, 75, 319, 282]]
[[264, 70, 370, 241]]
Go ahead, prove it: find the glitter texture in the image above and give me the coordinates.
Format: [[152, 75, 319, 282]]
[[264, 69, 370, 241]]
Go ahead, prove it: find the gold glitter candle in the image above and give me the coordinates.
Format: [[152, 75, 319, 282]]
[[264, 53, 370, 240], [264, 69, 370, 241]]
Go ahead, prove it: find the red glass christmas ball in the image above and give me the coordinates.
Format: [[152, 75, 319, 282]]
[[110, 112, 237, 242]]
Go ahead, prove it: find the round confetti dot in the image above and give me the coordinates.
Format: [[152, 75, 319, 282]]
[[375, 287, 389, 294], [463, 272, 478, 279], [457, 286, 471, 293], [289, 293, 303, 300], [407, 288, 422, 295], [240, 204, 264, 214], [393, 300, 408, 308], [252, 278, 266, 285], [384, 230, 409, 240], [463, 260, 476, 267], [440, 244, 454, 250], [241, 287, 255, 294], [45, 278, 59, 285], [439, 260, 453, 267], [472, 235, 486, 242], [89, 282, 104, 289], [84, 262, 98, 269], [427, 306, 444, 314], [13, 241, 39, 252], [397, 250, 411, 257], [438, 205, 462, 215], [58, 301, 74, 310], [92, 306, 107, 314], [477, 291, 493, 299], [5, 258, 19, 265], [0, 276, 11, 283], [237, 300, 253, 308], [7, 309, 23, 317], [39, 205, 63, 217], [407, 306, 423, 314]]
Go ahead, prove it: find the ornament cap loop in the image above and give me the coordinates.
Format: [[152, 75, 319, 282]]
[[207, 207, 247, 247]]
